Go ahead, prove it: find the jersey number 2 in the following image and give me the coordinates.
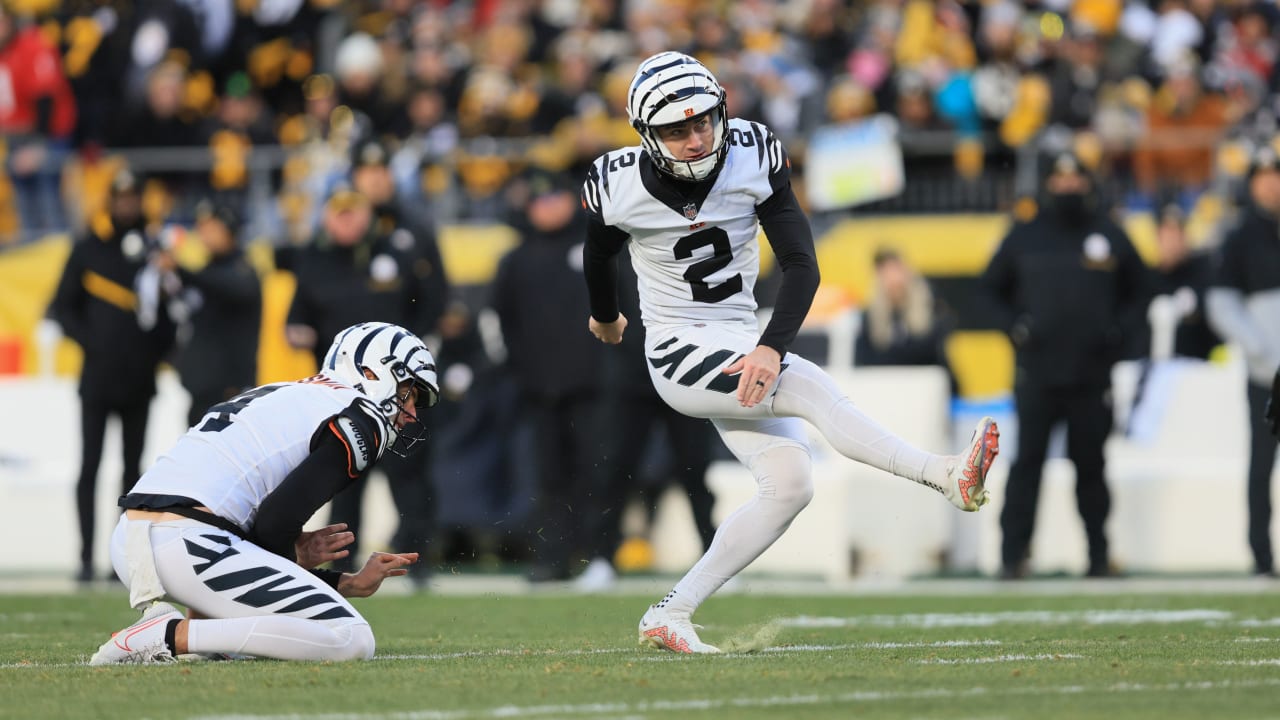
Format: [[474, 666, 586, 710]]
[[674, 227, 742, 303], [198, 386, 282, 432]]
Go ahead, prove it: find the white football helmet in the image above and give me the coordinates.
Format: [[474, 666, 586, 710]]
[[627, 51, 728, 181], [323, 322, 439, 454]]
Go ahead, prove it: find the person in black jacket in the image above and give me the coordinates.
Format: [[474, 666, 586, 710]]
[[1207, 146, 1280, 578], [492, 168, 609, 582], [48, 168, 175, 582], [983, 151, 1149, 579], [286, 187, 445, 588], [154, 200, 262, 427]]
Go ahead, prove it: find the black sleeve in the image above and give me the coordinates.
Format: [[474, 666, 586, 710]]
[[755, 183, 820, 357], [415, 226, 450, 335], [980, 226, 1021, 336], [583, 215, 630, 323], [247, 407, 382, 566], [178, 260, 259, 309], [48, 242, 90, 346]]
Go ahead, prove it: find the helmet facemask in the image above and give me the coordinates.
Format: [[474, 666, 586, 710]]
[[378, 361, 438, 457], [627, 52, 730, 182]]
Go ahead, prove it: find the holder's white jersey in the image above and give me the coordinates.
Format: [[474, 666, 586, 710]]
[[130, 376, 391, 532], [582, 118, 789, 331]]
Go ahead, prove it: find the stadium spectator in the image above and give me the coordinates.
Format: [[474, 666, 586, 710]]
[[1145, 203, 1220, 361], [89, 322, 435, 664], [1206, 145, 1280, 578], [983, 150, 1149, 580], [1132, 56, 1230, 211], [47, 167, 176, 582], [855, 248, 957, 394], [492, 167, 608, 583], [0, 4, 77, 240], [154, 199, 262, 427], [285, 187, 441, 588], [584, 52, 999, 654]]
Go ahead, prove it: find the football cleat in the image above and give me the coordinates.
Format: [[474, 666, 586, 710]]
[[943, 416, 1000, 512], [638, 605, 721, 654], [89, 602, 182, 665]]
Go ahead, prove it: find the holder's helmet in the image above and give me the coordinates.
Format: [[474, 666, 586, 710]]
[[323, 322, 439, 455]]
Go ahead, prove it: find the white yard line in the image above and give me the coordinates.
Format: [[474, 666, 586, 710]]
[[188, 678, 1280, 720], [916, 653, 1084, 665], [1218, 659, 1280, 666], [781, 609, 1232, 629]]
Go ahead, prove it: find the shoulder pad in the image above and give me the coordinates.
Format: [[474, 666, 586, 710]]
[[324, 400, 391, 477]]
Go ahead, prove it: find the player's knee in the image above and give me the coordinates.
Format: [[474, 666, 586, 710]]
[[330, 622, 376, 661], [754, 446, 813, 512]]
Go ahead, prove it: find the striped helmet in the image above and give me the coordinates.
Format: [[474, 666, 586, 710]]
[[323, 322, 439, 453], [626, 52, 728, 181]]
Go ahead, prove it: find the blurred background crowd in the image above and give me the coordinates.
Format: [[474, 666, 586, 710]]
[[4, 0, 1280, 586], [5, 0, 1280, 242]]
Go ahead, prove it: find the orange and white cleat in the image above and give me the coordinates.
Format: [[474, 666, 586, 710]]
[[943, 416, 1000, 512], [638, 605, 721, 654]]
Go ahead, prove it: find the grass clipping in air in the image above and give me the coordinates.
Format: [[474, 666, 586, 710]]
[[717, 617, 783, 653]]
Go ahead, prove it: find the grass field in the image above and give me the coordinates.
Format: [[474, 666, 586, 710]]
[[4, 586, 1280, 719]]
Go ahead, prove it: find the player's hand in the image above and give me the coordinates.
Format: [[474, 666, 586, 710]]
[[723, 345, 781, 408], [588, 313, 627, 344], [338, 552, 419, 598], [294, 523, 354, 569]]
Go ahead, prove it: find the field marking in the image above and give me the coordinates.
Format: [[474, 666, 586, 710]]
[[1234, 637, 1280, 643], [189, 678, 1280, 720], [1218, 659, 1280, 666], [780, 609, 1231, 629], [916, 653, 1084, 665]]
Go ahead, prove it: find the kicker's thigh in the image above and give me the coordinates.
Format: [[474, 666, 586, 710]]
[[712, 416, 810, 467], [644, 324, 787, 421], [149, 521, 364, 626]]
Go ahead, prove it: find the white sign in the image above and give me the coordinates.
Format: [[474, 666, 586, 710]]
[[804, 115, 905, 212]]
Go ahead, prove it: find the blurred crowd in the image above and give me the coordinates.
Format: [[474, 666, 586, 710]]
[[6, 0, 1280, 243]]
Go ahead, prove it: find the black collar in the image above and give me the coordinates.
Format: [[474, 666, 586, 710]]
[[639, 151, 721, 221]]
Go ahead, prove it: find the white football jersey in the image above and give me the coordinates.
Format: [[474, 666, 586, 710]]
[[130, 376, 390, 532], [583, 118, 790, 331]]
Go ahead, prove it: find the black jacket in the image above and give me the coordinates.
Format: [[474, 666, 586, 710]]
[[287, 228, 446, 368], [492, 213, 604, 400], [983, 210, 1149, 388], [48, 224, 175, 404], [175, 249, 261, 399]]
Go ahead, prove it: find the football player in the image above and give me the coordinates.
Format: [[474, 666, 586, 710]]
[[583, 52, 1001, 653], [88, 322, 439, 664]]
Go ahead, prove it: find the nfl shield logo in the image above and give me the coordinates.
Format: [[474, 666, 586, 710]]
[[682, 202, 698, 220]]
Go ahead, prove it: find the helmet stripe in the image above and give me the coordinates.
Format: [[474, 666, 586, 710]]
[[326, 325, 362, 370], [627, 56, 693, 107], [352, 324, 390, 368], [386, 327, 412, 355]]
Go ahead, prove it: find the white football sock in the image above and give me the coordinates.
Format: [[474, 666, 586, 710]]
[[660, 445, 812, 617]]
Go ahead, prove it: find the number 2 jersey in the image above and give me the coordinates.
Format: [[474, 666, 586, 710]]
[[123, 376, 393, 559], [582, 118, 819, 357]]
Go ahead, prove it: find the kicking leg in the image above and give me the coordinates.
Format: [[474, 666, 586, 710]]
[[770, 355, 998, 511]]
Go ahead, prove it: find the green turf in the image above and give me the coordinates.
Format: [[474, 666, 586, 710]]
[[3, 591, 1280, 719]]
